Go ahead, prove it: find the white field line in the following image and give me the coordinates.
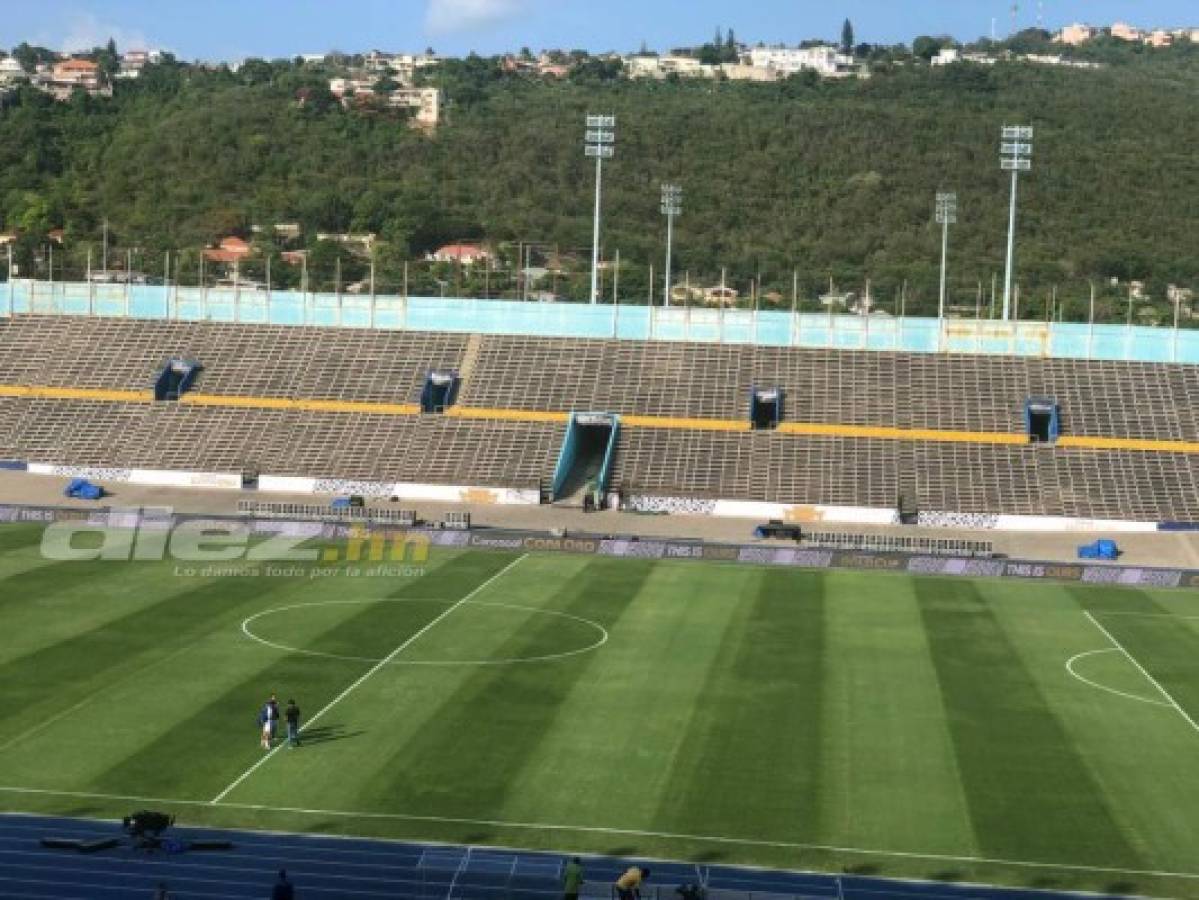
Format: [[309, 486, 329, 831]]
[[240, 598, 607, 666], [1083, 610, 1199, 736], [210, 554, 528, 804], [1064, 649, 1171, 707], [1, 784, 1198, 885]]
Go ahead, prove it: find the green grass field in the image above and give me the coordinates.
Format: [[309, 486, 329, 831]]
[[2, 522, 1199, 896]]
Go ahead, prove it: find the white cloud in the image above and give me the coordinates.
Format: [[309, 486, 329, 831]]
[[425, 0, 526, 36], [59, 12, 149, 53]]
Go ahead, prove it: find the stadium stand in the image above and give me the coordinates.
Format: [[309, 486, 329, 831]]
[[0, 314, 1196, 521]]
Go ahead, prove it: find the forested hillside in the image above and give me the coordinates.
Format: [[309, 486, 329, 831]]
[[1, 50, 1197, 320]]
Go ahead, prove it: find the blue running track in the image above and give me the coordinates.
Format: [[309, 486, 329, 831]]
[[0, 814, 1117, 900]]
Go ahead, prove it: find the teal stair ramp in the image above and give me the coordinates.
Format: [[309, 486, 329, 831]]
[[551, 412, 620, 506]]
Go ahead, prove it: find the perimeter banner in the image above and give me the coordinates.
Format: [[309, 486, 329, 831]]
[[0, 504, 1195, 590]]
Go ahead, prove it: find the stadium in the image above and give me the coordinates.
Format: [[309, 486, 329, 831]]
[[0, 278, 1197, 900]]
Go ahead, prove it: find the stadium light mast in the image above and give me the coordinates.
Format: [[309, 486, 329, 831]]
[[1000, 125, 1033, 321], [935, 191, 957, 322], [584, 114, 616, 304], [661, 184, 682, 308]]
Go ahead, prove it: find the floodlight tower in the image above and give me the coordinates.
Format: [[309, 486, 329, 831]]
[[935, 191, 957, 321], [584, 114, 616, 304], [1000, 125, 1033, 321], [661, 184, 682, 307]]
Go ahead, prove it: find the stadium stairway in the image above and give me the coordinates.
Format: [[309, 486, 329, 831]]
[[0, 813, 1117, 900]]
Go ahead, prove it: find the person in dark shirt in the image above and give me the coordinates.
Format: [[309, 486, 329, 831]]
[[271, 868, 295, 900], [285, 700, 301, 748]]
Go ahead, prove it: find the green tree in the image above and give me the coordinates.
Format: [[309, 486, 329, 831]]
[[842, 19, 855, 55], [11, 42, 54, 73], [912, 36, 943, 61], [373, 75, 400, 95], [96, 38, 120, 80]]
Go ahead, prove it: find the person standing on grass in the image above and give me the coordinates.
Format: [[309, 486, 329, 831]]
[[562, 856, 584, 900], [271, 868, 295, 900], [259, 702, 272, 750], [285, 699, 301, 748], [614, 865, 650, 900], [267, 693, 280, 745]]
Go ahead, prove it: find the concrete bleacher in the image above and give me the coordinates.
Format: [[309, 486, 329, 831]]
[[0, 396, 562, 491], [1, 314, 1197, 521], [0, 315, 468, 401]]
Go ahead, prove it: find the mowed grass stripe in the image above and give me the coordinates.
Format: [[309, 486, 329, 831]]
[[80, 552, 490, 797], [651, 568, 826, 844], [0, 563, 388, 789], [0, 565, 314, 739], [0, 523, 48, 554], [346, 556, 653, 818], [821, 573, 976, 854], [463, 559, 751, 833], [915, 577, 1142, 868]]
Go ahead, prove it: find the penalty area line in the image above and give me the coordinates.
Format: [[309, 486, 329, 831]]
[[210, 554, 528, 804], [1, 784, 1199, 884], [1083, 610, 1199, 737]]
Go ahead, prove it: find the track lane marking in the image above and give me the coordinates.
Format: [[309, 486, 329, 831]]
[[2, 784, 1199, 884]]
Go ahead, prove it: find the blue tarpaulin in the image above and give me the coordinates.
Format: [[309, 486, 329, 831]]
[[1078, 539, 1119, 560], [64, 478, 103, 501]]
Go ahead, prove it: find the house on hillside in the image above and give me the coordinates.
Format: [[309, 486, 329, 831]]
[[747, 45, 855, 78], [1110, 22, 1144, 42], [40, 58, 110, 100], [1055, 23, 1098, 45], [0, 57, 26, 86], [203, 236, 253, 277], [117, 49, 161, 79], [315, 232, 376, 257], [428, 244, 492, 266], [702, 285, 740, 307]]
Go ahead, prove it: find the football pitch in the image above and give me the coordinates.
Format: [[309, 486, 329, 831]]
[[2, 522, 1199, 897]]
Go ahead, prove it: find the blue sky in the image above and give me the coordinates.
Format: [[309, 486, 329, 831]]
[[4, 1, 1195, 61]]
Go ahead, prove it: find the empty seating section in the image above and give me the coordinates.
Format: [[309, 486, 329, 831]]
[[611, 430, 899, 507], [1050, 449, 1199, 522], [753, 348, 896, 427], [465, 335, 753, 419], [910, 443, 1051, 516], [0, 395, 561, 490], [1030, 359, 1189, 441], [0, 316, 467, 401], [1, 314, 1197, 521], [901, 355, 1028, 432]]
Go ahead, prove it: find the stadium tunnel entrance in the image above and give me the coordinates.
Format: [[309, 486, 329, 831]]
[[1025, 396, 1060, 444], [551, 412, 619, 509], [750, 386, 783, 430], [421, 369, 460, 413], [154, 358, 201, 401]]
